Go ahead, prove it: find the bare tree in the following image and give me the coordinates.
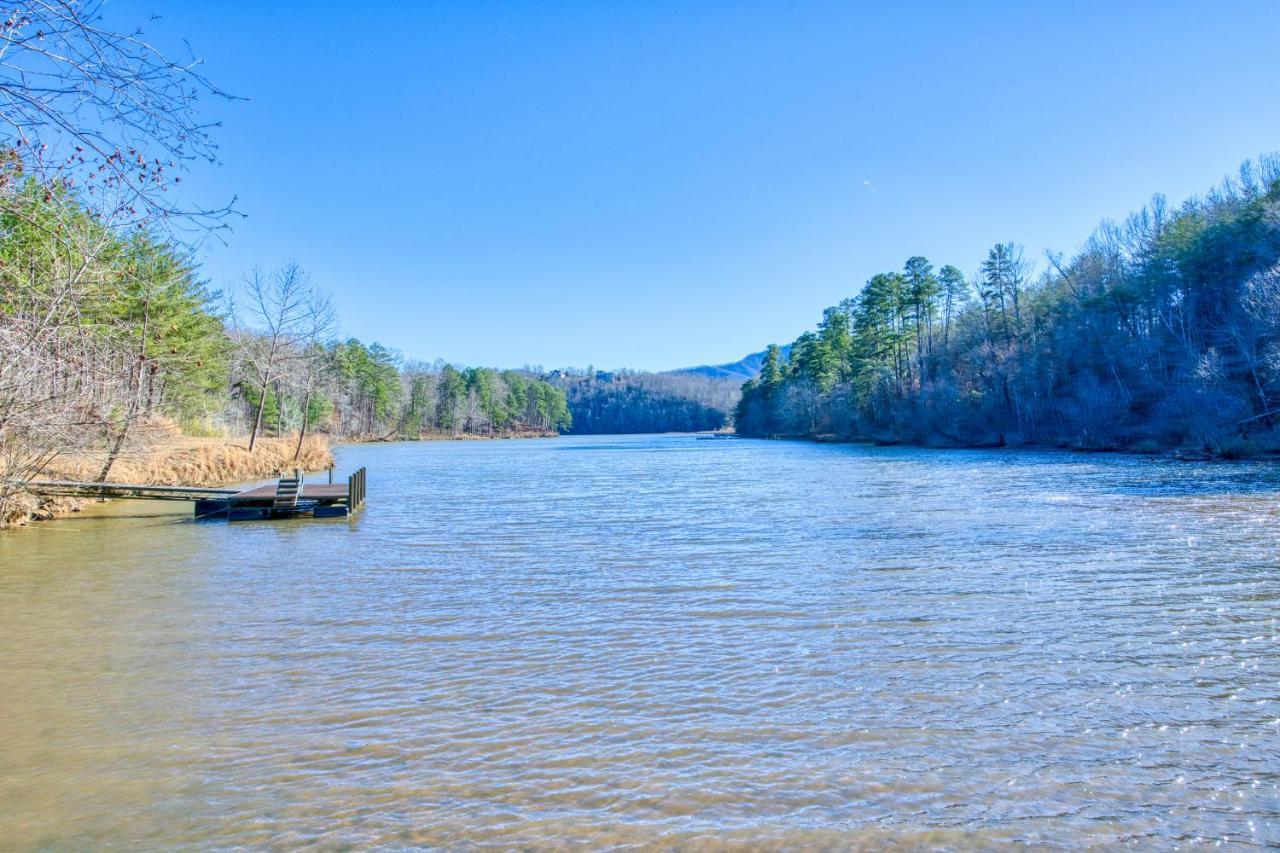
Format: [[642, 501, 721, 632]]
[[0, 182, 131, 512], [229, 263, 332, 452], [0, 0, 238, 227], [287, 308, 337, 460], [1239, 261, 1280, 420]]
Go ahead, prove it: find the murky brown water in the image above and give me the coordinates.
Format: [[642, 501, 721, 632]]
[[2, 435, 1278, 847]]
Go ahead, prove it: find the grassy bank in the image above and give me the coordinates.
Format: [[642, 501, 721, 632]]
[[2, 434, 335, 528]]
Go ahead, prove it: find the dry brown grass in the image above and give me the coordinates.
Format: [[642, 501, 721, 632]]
[[43, 435, 335, 486]]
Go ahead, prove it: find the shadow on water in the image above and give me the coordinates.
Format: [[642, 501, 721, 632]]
[[785, 439, 1280, 500], [33, 510, 186, 523]]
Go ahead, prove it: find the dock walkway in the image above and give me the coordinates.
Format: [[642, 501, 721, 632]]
[[24, 481, 239, 502]]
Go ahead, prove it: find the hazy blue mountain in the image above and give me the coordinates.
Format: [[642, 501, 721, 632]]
[[671, 345, 793, 381]]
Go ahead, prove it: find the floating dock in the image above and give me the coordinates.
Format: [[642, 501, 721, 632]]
[[25, 467, 367, 521]]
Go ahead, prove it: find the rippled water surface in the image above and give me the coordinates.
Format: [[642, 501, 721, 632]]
[[2, 435, 1280, 848]]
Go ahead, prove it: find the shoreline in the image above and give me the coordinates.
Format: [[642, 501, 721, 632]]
[[2, 428, 561, 528], [2, 434, 336, 528], [13, 426, 1269, 530], [332, 429, 561, 446], [387, 429, 559, 442]]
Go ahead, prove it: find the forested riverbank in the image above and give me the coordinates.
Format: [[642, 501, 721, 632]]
[[4, 0, 1280, 537], [736, 158, 1280, 457]]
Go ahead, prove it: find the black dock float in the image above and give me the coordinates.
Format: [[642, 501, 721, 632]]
[[209, 467, 368, 520]]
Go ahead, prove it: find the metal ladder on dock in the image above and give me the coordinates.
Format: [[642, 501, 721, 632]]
[[271, 469, 304, 514]]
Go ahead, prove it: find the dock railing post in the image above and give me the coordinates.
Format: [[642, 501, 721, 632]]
[[345, 467, 365, 511]]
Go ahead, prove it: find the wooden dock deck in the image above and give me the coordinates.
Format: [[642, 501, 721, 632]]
[[230, 483, 352, 501], [210, 480, 357, 520]]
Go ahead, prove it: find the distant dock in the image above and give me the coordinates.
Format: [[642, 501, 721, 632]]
[[25, 467, 367, 520]]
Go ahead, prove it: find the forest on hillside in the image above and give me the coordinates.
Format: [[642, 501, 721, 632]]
[[736, 158, 1280, 456], [280, 342, 572, 441], [549, 370, 738, 434]]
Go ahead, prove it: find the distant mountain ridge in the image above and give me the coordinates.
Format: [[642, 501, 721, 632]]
[[670, 345, 793, 381]]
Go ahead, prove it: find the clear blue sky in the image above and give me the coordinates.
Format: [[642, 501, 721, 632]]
[[116, 1, 1280, 371]]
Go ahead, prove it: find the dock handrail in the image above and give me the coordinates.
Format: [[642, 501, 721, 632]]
[[347, 467, 366, 509], [271, 469, 304, 512]]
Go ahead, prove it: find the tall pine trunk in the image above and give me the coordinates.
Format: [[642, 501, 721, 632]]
[[96, 422, 129, 482], [248, 383, 267, 452], [293, 388, 311, 461]]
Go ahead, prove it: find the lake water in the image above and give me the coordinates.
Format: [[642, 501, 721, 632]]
[[2, 434, 1278, 847]]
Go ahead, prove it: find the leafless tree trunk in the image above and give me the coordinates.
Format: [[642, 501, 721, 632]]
[[228, 263, 333, 453]]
